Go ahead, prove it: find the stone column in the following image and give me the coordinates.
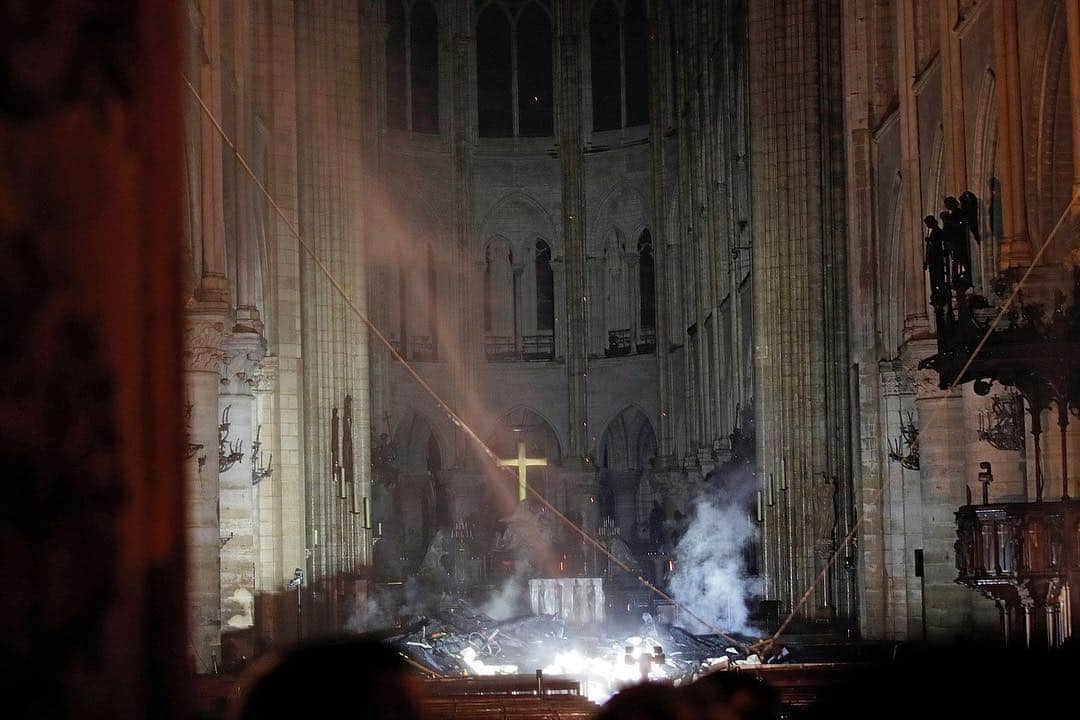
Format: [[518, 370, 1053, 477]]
[[646, 0, 675, 465], [294, 1, 371, 626], [555, 0, 590, 463], [218, 332, 265, 663], [748, 0, 851, 621], [232, 0, 262, 332], [251, 356, 282, 645], [448, 2, 480, 444], [992, 0, 1033, 269], [196, 0, 230, 304], [907, 341, 998, 643], [897, 0, 928, 338], [940, 0, 968, 194], [1066, 0, 1080, 190], [183, 311, 226, 673], [360, 2, 393, 441]]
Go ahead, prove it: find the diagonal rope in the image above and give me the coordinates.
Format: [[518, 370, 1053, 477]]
[[182, 75, 750, 653], [752, 188, 1080, 654]]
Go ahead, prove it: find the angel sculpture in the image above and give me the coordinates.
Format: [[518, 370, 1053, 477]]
[[941, 194, 977, 290], [959, 190, 980, 246], [923, 214, 950, 309]]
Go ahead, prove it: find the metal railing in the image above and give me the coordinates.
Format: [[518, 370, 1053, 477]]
[[605, 328, 633, 357], [484, 335, 518, 362], [522, 333, 555, 361]]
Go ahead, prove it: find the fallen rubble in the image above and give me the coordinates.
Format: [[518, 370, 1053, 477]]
[[380, 599, 788, 703]]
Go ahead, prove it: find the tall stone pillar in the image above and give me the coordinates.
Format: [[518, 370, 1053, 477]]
[[251, 356, 282, 646], [646, 0, 675, 465], [359, 1, 392, 441], [555, 0, 590, 464], [897, 0, 928, 338], [992, 0, 1033, 269], [448, 0, 480, 443], [1066, 0, 1080, 190], [295, 1, 371, 629], [940, 0, 968, 194], [749, 0, 851, 621], [232, 0, 261, 332], [183, 311, 226, 673], [218, 332, 265, 663], [196, 0, 230, 304], [908, 343, 998, 643]]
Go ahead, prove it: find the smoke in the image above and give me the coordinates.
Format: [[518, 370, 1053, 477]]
[[346, 576, 434, 633], [668, 481, 758, 635], [482, 565, 528, 621]]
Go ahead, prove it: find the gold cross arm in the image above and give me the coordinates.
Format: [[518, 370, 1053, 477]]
[[498, 440, 548, 501]]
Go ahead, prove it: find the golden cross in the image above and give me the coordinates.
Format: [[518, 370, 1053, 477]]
[[498, 440, 548, 502]]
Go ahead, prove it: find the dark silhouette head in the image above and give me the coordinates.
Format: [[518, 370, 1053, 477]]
[[230, 638, 422, 720], [924, 215, 939, 229], [595, 682, 695, 720], [944, 195, 960, 211], [687, 671, 782, 720]]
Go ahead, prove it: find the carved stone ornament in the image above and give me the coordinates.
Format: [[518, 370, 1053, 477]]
[[183, 316, 226, 372], [219, 332, 266, 395], [251, 355, 278, 394], [813, 473, 837, 546]]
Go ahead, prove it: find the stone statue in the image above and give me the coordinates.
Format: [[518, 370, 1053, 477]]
[[813, 473, 836, 545], [941, 195, 973, 290], [959, 190, 981, 246], [371, 432, 396, 470], [923, 215, 950, 308]]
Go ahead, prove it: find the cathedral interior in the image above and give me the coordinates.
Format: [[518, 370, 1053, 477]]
[[3, 0, 1080, 717]]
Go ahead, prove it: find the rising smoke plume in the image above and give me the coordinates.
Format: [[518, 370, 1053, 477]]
[[481, 564, 529, 621], [668, 477, 758, 635]]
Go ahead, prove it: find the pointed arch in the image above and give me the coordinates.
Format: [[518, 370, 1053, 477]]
[[597, 405, 657, 471], [484, 405, 565, 462], [589, 181, 650, 250], [391, 410, 449, 474], [477, 191, 559, 256], [1033, 4, 1072, 250]]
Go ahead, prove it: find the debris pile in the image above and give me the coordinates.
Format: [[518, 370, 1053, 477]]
[[383, 600, 788, 704]]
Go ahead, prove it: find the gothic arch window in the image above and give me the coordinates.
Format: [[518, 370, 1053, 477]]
[[484, 240, 515, 342], [477, 2, 553, 138], [386, 1, 407, 129], [410, 1, 440, 133], [638, 229, 655, 342], [385, 0, 441, 134], [590, 1, 620, 132], [477, 5, 513, 137], [589, 0, 650, 132], [601, 229, 632, 355], [622, 0, 648, 126], [517, 4, 554, 136], [535, 240, 554, 332]]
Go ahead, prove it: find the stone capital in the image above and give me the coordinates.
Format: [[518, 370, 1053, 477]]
[[219, 331, 267, 396], [183, 311, 227, 373], [900, 337, 960, 400], [879, 358, 913, 397], [251, 355, 278, 394]]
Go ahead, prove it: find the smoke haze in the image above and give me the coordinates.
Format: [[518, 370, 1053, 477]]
[[668, 483, 758, 635]]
